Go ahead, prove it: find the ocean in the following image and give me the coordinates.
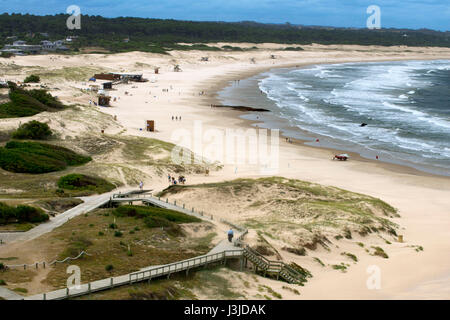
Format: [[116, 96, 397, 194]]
[[218, 60, 450, 176]]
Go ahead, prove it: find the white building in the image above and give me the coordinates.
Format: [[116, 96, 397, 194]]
[[1, 39, 68, 55], [2, 41, 42, 55], [40, 40, 69, 52]]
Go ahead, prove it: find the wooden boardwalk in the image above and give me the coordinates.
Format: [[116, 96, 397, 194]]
[[22, 192, 248, 300], [4, 191, 307, 300], [0, 189, 135, 244]]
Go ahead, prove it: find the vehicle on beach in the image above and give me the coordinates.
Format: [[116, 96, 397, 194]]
[[333, 153, 349, 161]]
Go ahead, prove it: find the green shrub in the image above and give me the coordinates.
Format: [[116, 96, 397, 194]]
[[0, 202, 15, 224], [0, 52, 14, 58], [0, 279, 6, 285], [0, 202, 49, 225], [114, 205, 201, 223], [24, 75, 40, 83], [0, 141, 91, 173], [98, 231, 104, 236], [105, 264, 114, 271], [15, 205, 49, 223], [57, 174, 114, 192], [283, 46, 304, 51], [114, 231, 123, 237], [144, 216, 172, 228], [109, 223, 117, 229], [12, 120, 52, 140], [0, 86, 64, 118], [0, 263, 5, 271], [28, 89, 64, 109]]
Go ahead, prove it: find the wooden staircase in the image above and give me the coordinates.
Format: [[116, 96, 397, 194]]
[[243, 246, 306, 285]]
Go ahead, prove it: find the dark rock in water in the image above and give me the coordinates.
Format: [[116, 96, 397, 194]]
[[360, 123, 368, 127], [211, 104, 270, 112]]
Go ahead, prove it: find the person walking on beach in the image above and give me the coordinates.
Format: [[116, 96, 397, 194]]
[[227, 228, 234, 243], [139, 181, 144, 191]]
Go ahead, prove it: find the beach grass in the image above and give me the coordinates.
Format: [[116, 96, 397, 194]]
[[157, 177, 399, 251], [0, 206, 217, 292]]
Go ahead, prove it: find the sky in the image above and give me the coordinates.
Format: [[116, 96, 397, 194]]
[[1, 0, 449, 31]]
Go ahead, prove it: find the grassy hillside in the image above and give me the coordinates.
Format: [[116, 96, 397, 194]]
[[158, 177, 399, 250]]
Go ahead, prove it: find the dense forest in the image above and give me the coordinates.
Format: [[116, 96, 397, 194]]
[[0, 13, 449, 53]]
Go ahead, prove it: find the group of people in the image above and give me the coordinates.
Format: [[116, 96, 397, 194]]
[[168, 174, 186, 185], [171, 116, 182, 121]]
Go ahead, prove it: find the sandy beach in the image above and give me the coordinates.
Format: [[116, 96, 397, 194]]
[[1, 43, 450, 299]]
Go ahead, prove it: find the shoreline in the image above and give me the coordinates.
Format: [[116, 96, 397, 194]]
[[203, 58, 450, 181]]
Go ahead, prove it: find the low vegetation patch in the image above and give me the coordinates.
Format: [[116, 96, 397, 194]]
[[332, 263, 349, 272], [114, 205, 201, 224], [23, 74, 40, 83], [35, 198, 83, 214], [11, 120, 52, 140], [57, 174, 115, 193], [0, 83, 65, 118], [313, 257, 325, 267], [114, 205, 201, 237], [282, 285, 300, 295], [341, 252, 358, 262], [31, 207, 215, 290], [372, 246, 389, 259], [0, 141, 91, 173], [159, 177, 400, 254], [0, 202, 49, 225]]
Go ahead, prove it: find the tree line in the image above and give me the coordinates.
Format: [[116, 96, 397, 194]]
[[0, 13, 448, 53]]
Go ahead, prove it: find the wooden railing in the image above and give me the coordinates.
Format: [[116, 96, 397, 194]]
[[129, 250, 244, 283], [243, 245, 305, 284]]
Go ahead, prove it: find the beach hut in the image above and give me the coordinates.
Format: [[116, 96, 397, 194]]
[[103, 82, 112, 90], [94, 73, 120, 81], [146, 120, 155, 132]]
